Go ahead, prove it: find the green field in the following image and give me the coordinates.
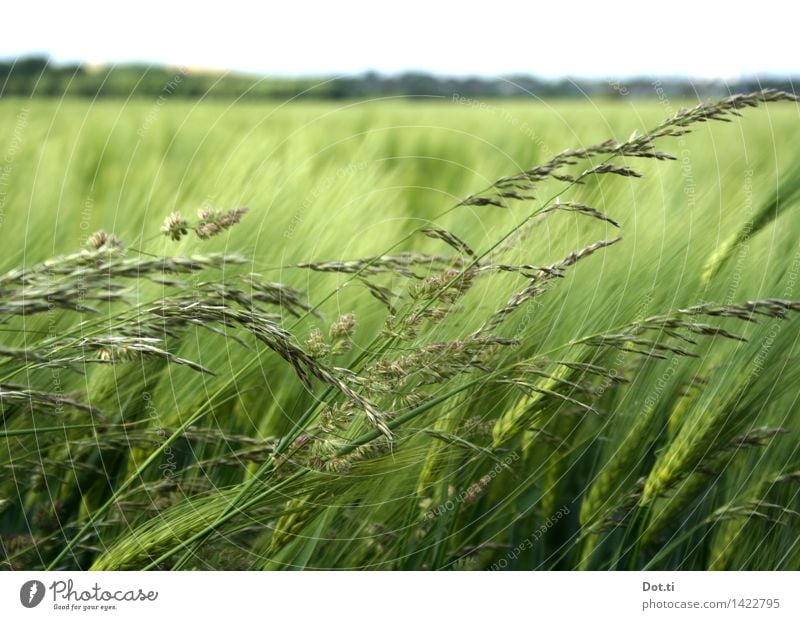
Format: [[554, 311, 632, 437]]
[[2, 94, 800, 570]]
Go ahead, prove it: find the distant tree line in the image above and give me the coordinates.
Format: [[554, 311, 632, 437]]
[[1, 56, 796, 100]]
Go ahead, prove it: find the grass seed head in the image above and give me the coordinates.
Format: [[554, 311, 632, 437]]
[[161, 212, 190, 241]]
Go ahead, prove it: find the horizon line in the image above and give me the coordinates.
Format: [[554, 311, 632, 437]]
[[3, 55, 799, 83]]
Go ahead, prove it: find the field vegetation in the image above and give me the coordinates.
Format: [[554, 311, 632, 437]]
[[1, 91, 800, 569]]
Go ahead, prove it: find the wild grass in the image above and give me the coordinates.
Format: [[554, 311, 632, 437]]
[[1, 91, 800, 570]]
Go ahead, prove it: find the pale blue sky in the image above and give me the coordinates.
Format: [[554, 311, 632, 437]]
[[4, 1, 797, 78]]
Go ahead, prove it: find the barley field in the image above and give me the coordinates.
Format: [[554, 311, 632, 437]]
[[1, 92, 800, 570]]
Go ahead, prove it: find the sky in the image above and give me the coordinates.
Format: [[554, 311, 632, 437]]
[[3, 1, 797, 79]]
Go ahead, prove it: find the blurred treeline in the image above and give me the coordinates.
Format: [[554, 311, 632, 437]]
[[1, 56, 797, 100]]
